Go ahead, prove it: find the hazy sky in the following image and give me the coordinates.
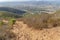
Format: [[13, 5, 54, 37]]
[[0, 0, 59, 2]]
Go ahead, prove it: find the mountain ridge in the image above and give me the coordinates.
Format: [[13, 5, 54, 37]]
[[0, 7, 26, 14]]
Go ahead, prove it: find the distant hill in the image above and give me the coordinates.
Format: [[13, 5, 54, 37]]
[[0, 7, 26, 15], [0, 1, 59, 13]]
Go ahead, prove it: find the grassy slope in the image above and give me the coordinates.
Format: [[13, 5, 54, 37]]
[[0, 11, 22, 18]]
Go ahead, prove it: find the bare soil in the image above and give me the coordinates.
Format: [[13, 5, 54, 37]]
[[10, 21, 60, 40]]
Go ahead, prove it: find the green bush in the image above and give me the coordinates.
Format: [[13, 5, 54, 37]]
[[8, 18, 16, 27], [0, 21, 4, 26]]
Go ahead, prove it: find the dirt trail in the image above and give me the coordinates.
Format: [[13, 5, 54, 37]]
[[11, 21, 60, 40]]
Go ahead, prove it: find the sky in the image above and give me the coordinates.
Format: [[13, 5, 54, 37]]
[[0, 0, 59, 2]]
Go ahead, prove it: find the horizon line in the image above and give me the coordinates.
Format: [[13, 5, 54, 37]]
[[0, 0, 59, 2]]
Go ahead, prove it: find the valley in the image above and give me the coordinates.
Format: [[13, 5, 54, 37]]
[[0, 1, 60, 40]]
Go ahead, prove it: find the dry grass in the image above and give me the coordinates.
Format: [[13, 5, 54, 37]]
[[21, 12, 60, 30], [22, 13, 51, 29]]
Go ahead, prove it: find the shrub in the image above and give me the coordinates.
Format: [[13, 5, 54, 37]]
[[22, 13, 51, 30], [9, 19, 16, 25], [8, 18, 16, 29], [47, 18, 60, 27], [0, 21, 4, 27], [22, 12, 60, 29]]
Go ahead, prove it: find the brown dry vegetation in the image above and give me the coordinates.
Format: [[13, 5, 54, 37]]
[[21, 11, 60, 30], [1, 20, 60, 40], [22, 13, 52, 29], [1, 10, 60, 40]]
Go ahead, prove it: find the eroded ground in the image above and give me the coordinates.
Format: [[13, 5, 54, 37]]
[[9, 21, 60, 40]]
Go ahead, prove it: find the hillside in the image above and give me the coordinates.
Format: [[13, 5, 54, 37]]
[[0, 7, 26, 14], [0, 1, 60, 40], [0, 11, 21, 18], [0, 20, 60, 40], [0, 10, 60, 40], [11, 21, 60, 40]]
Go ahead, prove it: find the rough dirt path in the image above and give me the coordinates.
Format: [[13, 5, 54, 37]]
[[11, 21, 60, 40]]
